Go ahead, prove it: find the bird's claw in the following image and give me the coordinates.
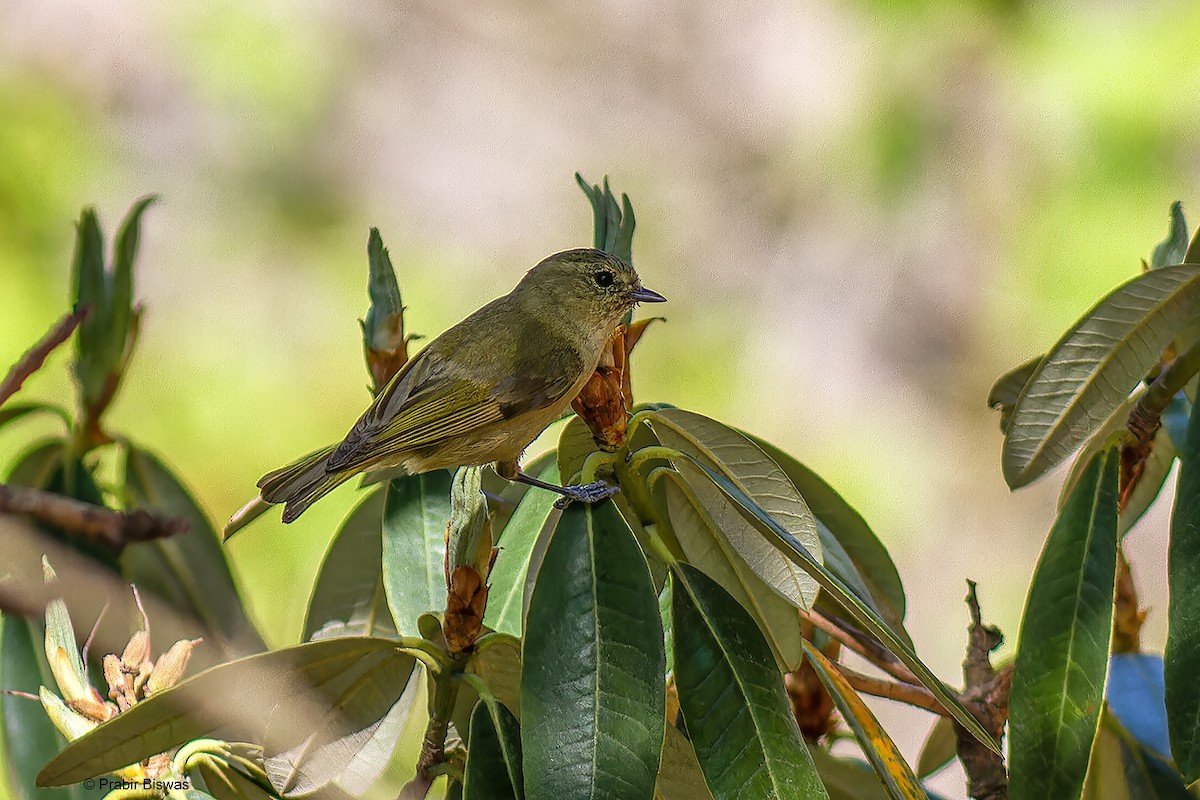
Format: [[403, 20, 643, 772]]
[[553, 481, 621, 509]]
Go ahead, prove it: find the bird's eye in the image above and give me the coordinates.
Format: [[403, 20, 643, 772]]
[[594, 270, 615, 287]]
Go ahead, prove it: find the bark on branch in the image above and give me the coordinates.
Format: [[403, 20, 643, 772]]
[[0, 484, 188, 552], [0, 307, 87, 407]]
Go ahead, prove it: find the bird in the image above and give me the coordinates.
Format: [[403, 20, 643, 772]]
[[249, 248, 665, 525]]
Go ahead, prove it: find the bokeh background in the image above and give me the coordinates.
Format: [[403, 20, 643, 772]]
[[3, 0, 1199, 796]]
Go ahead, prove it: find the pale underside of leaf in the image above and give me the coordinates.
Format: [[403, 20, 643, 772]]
[[1004, 265, 1200, 487]]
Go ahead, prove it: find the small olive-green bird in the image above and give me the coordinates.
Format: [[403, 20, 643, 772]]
[[255, 248, 664, 524]]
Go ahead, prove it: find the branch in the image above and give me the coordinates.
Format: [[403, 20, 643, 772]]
[[832, 661, 946, 715], [955, 581, 1010, 800], [0, 307, 87, 407], [805, 609, 919, 685], [0, 484, 188, 552], [1127, 338, 1200, 444]]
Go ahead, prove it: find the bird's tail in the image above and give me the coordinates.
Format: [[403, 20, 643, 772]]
[[256, 445, 354, 524]]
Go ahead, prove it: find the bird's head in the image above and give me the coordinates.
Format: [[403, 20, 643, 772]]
[[522, 248, 665, 331]]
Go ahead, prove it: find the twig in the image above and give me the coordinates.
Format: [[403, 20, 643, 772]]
[[832, 661, 946, 715], [955, 581, 1010, 800], [1113, 546, 1145, 654], [0, 484, 188, 552], [0, 307, 87, 408], [1127, 338, 1200, 444], [805, 609, 919, 685]]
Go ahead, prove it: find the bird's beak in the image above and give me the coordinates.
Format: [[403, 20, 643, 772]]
[[631, 286, 667, 303]]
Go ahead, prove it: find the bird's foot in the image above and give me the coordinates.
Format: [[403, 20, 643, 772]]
[[552, 481, 621, 509]]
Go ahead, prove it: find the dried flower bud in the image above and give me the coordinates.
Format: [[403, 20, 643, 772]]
[[144, 638, 201, 696], [121, 630, 152, 672], [67, 695, 118, 723]]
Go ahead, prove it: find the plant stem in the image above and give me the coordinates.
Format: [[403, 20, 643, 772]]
[[832, 662, 945, 715], [417, 665, 462, 780], [1128, 338, 1200, 442]]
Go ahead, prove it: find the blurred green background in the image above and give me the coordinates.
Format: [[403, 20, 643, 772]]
[[3, 0, 1199, 795]]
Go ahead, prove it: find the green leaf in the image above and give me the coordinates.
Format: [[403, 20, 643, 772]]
[[71, 207, 108, 403], [670, 563, 827, 800], [1003, 264, 1200, 488], [650, 408, 821, 609], [467, 634, 522, 719], [1166, 395, 1200, 782], [556, 414, 597, 485], [107, 195, 155, 368], [1083, 707, 1193, 800], [746, 435, 908, 642], [0, 403, 70, 432], [654, 723, 714, 800], [37, 637, 408, 787], [264, 651, 419, 797], [988, 355, 1044, 433], [915, 717, 956, 780], [803, 641, 925, 800], [122, 445, 265, 661], [383, 470, 454, 635], [1151, 202, 1188, 269], [304, 488, 395, 641], [1009, 448, 1119, 800], [575, 174, 635, 266], [677, 455, 1001, 755], [1, 614, 96, 800], [522, 500, 665, 800], [661, 471, 804, 670], [6, 439, 66, 488], [808, 747, 890, 800], [484, 462, 561, 637], [463, 700, 522, 800], [192, 756, 278, 800]]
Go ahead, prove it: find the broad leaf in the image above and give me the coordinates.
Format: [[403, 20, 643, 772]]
[[915, 717, 956, 780], [1009, 449, 1119, 800], [304, 488, 394, 641], [1083, 707, 1192, 800], [678, 456, 1001, 755], [0, 403, 70, 431], [521, 501, 665, 800], [484, 462, 561, 637], [556, 415, 597, 485], [463, 701, 522, 800], [1003, 264, 1200, 488], [467, 634, 522, 718], [803, 642, 924, 800], [988, 355, 1044, 433], [654, 724, 714, 800], [265, 651, 418, 797], [671, 563, 827, 800], [192, 756, 277, 800], [808, 748, 890, 800], [662, 472, 804, 670], [650, 408, 820, 609], [7, 439, 66, 488], [37, 637, 408, 787], [383, 470, 454, 635], [1166, 395, 1200, 782], [747, 435, 908, 641], [122, 445, 265, 660]]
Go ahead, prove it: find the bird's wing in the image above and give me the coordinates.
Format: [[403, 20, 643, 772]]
[[326, 339, 584, 472]]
